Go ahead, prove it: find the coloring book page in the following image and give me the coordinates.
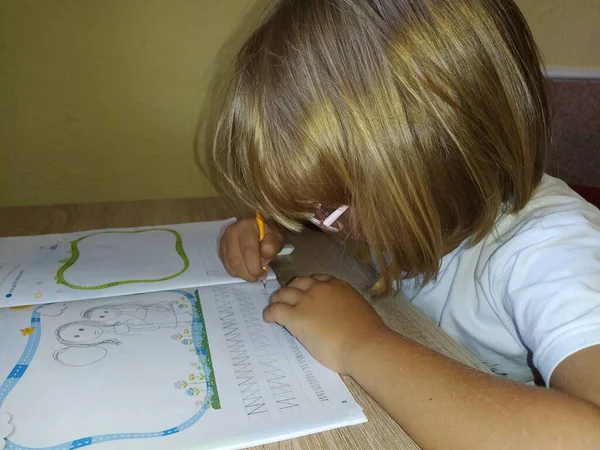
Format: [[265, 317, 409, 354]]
[[0, 281, 365, 450], [0, 220, 276, 308]]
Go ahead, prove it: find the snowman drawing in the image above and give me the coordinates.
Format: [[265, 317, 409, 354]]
[[53, 320, 129, 367], [53, 300, 192, 367]]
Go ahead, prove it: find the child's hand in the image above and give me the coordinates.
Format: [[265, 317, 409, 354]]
[[264, 275, 390, 374], [219, 218, 285, 282]]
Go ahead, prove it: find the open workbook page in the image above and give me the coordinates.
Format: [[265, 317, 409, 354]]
[[0, 281, 366, 450], [0, 220, 367, 449], [0, 220, 276, 308]]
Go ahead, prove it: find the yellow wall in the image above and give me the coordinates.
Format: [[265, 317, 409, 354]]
[[1, 0, 599, 207], [518, 0, 600, 69]]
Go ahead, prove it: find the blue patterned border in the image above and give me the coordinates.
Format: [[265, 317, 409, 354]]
[[1, 290, 218, 449]]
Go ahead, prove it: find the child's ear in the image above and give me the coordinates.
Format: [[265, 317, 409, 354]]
[[53, 346, 108, 367]]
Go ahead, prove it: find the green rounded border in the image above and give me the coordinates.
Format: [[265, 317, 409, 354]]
[[56, 228, 189, 290]]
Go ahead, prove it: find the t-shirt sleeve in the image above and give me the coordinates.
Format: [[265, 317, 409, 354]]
[[500, 217, 600, 386]]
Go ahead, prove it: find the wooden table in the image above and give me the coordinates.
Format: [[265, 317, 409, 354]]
[[0, 197, 489, 450]]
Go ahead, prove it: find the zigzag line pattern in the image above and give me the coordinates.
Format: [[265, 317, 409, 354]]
[[214, 286, 267, 415], [234, 287, 300, 411], [283, 329, 329, 403]]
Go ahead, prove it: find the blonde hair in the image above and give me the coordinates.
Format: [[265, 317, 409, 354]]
[[213, 0, 549, 294]]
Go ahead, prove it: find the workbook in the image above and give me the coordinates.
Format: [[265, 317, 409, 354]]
[[0, 220, 366, 450]]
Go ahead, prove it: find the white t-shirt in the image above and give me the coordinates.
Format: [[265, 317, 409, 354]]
[[399, 175, 600, 386]]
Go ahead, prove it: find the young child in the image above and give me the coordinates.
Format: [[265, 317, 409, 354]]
[[213, 0, 600, 447]]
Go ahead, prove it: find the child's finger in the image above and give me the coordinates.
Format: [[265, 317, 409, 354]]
[[263, 302, 295, 326], [270, 287, 303, 306], [285, 276, 321, 292], [219, 239, 236, 277], [226, 236, 256, 281], [237, 232, 264, 280], [311, 274, 335, 282]]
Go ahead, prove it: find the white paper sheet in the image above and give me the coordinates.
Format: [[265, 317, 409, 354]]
[[0, 282, 366, 450], [0, 220, 276, 308]]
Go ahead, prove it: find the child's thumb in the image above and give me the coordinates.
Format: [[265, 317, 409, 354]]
[[259, 232, 285, 265]]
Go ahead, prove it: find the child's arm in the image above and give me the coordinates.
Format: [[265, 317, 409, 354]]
[[348, 329, 600, 449], [264, 275, 600, 449]]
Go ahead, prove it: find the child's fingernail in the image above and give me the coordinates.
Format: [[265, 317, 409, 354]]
[[260, 258, 269, 267]]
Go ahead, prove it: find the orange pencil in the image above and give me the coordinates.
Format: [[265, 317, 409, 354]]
[[255, 211, 267, 287]]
